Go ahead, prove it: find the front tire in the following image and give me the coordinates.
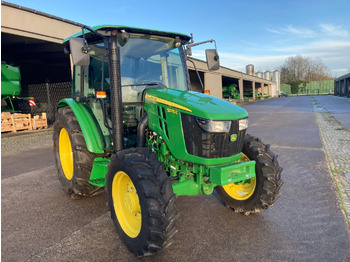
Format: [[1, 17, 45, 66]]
[[53, 106, 103, 198], [216, 134, 283, 215], [106, 148, 178, 257]]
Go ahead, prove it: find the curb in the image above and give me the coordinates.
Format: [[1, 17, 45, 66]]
[[311, 97, 350, 226]]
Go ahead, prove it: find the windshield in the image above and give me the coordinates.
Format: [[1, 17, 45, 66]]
[[86, 36, 188, 102], [120, 37, 188, 102]]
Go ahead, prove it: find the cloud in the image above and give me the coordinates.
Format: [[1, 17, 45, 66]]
[[265, 27, 283, 35], [265, 25, 315, 38], [219, 52, 349, 77], [266, 23, 350, 40], [192, 49, 349, 77], [273, 40, 350, 53], [192, 23, 350, 77], [331, 68, 350, 72], [320, 24, 350, 37], [216, 52, 290, 72]]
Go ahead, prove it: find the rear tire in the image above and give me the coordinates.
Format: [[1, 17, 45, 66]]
[[53, 106, 103, 198], [216, 134, 283, 215], [106, 148, 178, 256]]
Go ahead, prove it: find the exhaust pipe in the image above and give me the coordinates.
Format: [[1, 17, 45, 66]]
[[137, 113, 148, 147], [108, 31, 124, 152]]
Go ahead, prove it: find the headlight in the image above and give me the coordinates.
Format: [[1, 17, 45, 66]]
[[196, 117, 231, 132], [239, 118, 248, 130]]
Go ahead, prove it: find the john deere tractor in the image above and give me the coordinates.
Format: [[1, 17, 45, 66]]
[[53, 25, 283, 256]]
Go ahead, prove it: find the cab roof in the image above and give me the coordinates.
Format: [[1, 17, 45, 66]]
[[63, 25, 192, 44]]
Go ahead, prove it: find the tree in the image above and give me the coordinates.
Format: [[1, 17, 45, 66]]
[[280, 55, 333, 94]]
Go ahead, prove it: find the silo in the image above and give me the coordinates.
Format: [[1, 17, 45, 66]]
[[273, 70, 280, 97], [273, 70, 280, 84], [246, 64, 254, 75], [264, 71, 271, 80], [256, 71, 263, 78]]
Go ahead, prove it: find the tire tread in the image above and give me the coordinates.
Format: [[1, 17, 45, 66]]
[[216, 134, 283, 214], [107, 148, 178, 257], [53, 107, 103, 197]]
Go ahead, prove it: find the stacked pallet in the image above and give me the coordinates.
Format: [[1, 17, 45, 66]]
[[32, 113, 48, 130], [1, 112, 15, 133], [1, 112, 32, 133]]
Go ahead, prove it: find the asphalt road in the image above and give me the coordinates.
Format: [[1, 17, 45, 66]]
[[2, 96, 350, 261]]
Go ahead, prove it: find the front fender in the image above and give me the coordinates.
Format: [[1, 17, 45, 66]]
[[58, 98, 104, 154]]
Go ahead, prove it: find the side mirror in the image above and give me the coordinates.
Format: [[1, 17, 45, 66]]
[[117, 30, 130, 46], [69, 37, 90, 66], [206, 49, 220, 71]]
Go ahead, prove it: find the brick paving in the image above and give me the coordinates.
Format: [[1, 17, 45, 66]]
[[1, 128, 53, 154], [311, 96, 350, 225]]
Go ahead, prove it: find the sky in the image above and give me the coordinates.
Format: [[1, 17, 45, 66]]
[[4, 0, 350, 77]]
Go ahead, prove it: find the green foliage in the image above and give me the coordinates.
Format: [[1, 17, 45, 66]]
[[288, 80, 303, 94], [280, 55, 333, 92]]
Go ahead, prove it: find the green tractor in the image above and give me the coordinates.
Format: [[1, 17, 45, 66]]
[[53, 25, 283, 256], [222, 84, 240, 99]]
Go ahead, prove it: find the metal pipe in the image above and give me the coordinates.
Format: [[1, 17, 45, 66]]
[[108, 31, 124, 152], [137, 113, 148, 147]]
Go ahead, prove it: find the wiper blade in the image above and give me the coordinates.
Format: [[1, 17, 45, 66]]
[[122, 82, 167, 88]]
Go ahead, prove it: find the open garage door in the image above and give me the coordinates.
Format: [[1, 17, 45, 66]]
[[2, 32, 72, 123]]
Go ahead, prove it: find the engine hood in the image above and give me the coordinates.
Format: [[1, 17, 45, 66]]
[[145, 88, 248, 120]]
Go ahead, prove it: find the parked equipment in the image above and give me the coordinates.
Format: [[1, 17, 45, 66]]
[[1, 63, 21, 111], [222, 84, 240, 99], [1, 62, 33, 113], [53, 25, 283, 256]]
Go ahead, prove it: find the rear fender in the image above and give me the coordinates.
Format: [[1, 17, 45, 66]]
[[58, 98, 104, 154]]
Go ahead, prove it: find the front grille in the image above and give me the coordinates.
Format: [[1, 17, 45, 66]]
[[181, 113, 246, 158]]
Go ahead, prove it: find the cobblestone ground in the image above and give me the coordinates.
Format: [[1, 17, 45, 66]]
[[311, 97, 350, 225], [1, 128, 53, 154]]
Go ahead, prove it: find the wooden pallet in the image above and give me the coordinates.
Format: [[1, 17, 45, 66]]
[[1, 112, 32, 133], [32, 113, 48, 130], [1, 112, 15, 133]]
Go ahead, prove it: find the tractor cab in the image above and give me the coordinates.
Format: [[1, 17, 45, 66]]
[[63, 25, 219, 151]]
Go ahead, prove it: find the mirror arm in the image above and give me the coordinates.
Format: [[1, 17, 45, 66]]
[[80, 25, 108, 51], [186, 39, 218, 53], [81, 25, 107, 41], [185, 39, 218, 59]]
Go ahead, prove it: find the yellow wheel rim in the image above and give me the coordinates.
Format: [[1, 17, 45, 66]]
[[112, 171, 141, 238], [223, 153, 256, 200], [59, 128, 74, 180]]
